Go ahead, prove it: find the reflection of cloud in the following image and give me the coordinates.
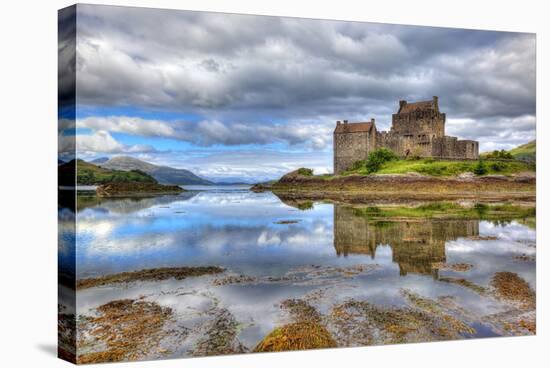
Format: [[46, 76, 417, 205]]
[[85, 233, 176, 254], [76, 192, 334, 274], [257, 231, 281, 246], [446, 221, 535, 255], [78, 220, 114, 237], [480, 221, 536, 242], [446, 239, 535, 256]]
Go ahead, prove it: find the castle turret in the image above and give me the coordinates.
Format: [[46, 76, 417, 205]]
[[398, 100, 407, 113]]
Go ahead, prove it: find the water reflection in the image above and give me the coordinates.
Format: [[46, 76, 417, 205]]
[[59, 189, 536, 360], [334, 205, 478, 276]]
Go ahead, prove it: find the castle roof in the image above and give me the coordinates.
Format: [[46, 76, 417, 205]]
[[334, 121, 374, 134], [398, 99, 437, 114]]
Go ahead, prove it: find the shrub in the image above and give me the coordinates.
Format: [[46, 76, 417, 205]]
[[473, 159, 487, 175], [486, 150, 514, 159], [297, 201, 314, 210], [490, 162, 506, 172], [366, 148, 399, 173], [417, 202, 459, 211], [297, 168, 314, 176], [349, 160, 367, 171], [474, 203, 489, 217]]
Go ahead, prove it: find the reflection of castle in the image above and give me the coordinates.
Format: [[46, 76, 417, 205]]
[[333, 205, 479, 276]]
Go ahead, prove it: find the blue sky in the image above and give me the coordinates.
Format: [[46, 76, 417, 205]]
[[58, 4, 536, 182]]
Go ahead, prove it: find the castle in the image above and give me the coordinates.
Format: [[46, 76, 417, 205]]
[[333, 96, 479, 174]]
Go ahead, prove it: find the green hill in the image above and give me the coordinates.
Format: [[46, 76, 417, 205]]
[[481, 140, 536, 162], [58, 159, 157, 186], [509, 140, 536, 161], [99, 156, 213, 185]]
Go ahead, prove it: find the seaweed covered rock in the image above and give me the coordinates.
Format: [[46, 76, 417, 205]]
[[254, 321, 336, 352], [278, 168, 315, 184], [77, 299, 173, 364]]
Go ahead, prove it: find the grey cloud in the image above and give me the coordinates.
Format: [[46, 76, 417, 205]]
[[78, 116, 333, 149], [72, 4, 535, 150]]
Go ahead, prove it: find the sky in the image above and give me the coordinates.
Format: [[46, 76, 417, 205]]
[[58, 4, 536, 183]]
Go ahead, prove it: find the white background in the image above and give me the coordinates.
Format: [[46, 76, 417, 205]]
[[0, 0, 547, 367]]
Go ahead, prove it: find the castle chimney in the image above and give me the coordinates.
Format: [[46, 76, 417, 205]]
[[433, 96, 439, 109], [336, 120, 341, 125], [399, 100, 406, 112], [371, 118, 375, 124], [343, 120, 348, 124]]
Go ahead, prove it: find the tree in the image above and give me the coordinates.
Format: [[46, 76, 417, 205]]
[[473, 159, 487, 175], [366, 148, 398, 173]]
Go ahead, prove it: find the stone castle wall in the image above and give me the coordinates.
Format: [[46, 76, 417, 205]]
[[431, 137, 479, 159], [333, 98, 480, 174], [333, 127, 375, 174], [390, 111, 445, 138]]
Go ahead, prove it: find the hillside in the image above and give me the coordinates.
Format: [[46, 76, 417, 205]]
[[91, 157, 109, 164], [481, 140, 536, 162], [509, 140, 536, 161], [99, 156, 212, 185], [347, 158, 534, 177], [58, 159, 157, 186]]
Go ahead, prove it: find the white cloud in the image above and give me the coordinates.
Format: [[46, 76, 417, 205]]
[[75, 130, 156, 154], [78, 116, 176, 138], [76, 115, 334, 150]]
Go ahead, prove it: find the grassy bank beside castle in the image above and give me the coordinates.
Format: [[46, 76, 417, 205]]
[[342, 157, 534, 177], [293, 143, 535, 179], [253, 145, 536, 202]]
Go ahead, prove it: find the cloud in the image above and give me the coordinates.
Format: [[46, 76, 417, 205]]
[[63, 5, 536, 178], [59, 130, 157, 155], [75, 6, 534, 114], [78, 116, 176, 138], [77, 116, 333, 149]]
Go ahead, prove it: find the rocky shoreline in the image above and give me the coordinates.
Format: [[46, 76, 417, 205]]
[[96, 182, 184, 197], [252, 170, 536, 203]]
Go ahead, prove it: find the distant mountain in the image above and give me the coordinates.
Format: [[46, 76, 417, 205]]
[[99, 156, 213, 185], [509, 140, 536, 162], [91, 157, 109, 164], [59, 159, 156, 186], [58, 159, 66, 165]]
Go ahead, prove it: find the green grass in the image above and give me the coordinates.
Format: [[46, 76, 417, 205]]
[[297, 168, 314, 176], [509, 140, 536, 161], [481, 140, 536, 162], [352, 202, 535, 220], [344, 158, 534, 177]]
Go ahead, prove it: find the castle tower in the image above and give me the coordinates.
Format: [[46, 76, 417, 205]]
[[392, 96, 445, 138], [333, 118, 376, 174]]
